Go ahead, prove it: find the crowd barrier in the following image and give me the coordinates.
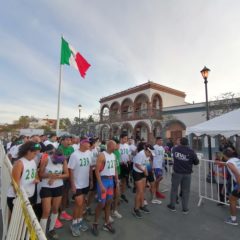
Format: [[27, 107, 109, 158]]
[[0, 144, 47, 240], [198, 158, 237, 207]]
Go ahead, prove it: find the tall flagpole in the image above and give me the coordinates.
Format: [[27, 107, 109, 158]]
[[56, 37, 63, 136]]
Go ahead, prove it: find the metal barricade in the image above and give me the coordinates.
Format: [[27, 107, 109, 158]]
[[198, 158, 236, 207], [0, 144, 47, 240]]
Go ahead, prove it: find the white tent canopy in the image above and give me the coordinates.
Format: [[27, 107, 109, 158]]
[[186, 108, 240, 138]]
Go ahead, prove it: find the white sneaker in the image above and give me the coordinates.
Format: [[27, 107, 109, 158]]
[[144, 200, 148, 206], [109, 216, 114, 223], [151, 199, 162, 204], [160, 188, 168, 193], [112, 210, 122, 219]]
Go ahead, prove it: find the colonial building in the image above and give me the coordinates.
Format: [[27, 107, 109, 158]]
[[99, 81, 189, 143]]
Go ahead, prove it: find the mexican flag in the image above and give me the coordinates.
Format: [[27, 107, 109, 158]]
[[60, 37, 91, 78]]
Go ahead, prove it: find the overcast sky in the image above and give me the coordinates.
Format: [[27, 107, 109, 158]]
[[1, 0, 240, 123]]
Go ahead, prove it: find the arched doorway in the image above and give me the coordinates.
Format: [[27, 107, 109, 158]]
[[111, 124, 120, 139], [121, 123, 133, 138], [100, 125, 110, 141], [134, 121, 150, 142], [164, 120, 186, 144]]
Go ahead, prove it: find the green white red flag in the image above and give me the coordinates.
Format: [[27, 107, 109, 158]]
[[60, 37, 91, 78]]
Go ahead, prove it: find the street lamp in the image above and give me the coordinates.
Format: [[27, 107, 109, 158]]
[[78, 104, 82, 135], [200, 66, 213, 182]]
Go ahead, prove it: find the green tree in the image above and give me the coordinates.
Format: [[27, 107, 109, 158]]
[[87, 115, 94, 123], [59, 118, 72, 130], [17, 116, 30, 128]]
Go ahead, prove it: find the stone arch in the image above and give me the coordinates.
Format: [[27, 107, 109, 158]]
[[151, 93, 163, 118], [121, 98, 134, 120], [134, 121, 151, 142], [134, 93, 150, 118], [109, 101, 120, 121], [151, 93, 163, 108], [100, 104, 110, 122]]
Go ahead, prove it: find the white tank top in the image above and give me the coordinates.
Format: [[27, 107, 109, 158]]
[[8, 157, 37, 198], [100, 151, 116, 177], [41, 156, 64, 188]]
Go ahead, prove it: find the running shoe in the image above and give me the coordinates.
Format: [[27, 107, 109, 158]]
[[140, 205, 150, 214], [60, 211, 72, 221], [78, 220, 89, 231], [182, 209, 189, 215], [47, 230, 59, 240], [112, 210, 122, 219], [70, 223, 81, 237], [224, 217, 238, 226], [167, 204, 176, 212], [86, 207, 94, 216], [54, 218, 63, 229], [144, 199, 148, 206], [91, 223, 99, 236], [109, 216, 114, 223], [151, 198, 162, 204], [121, 194, 129, 203], [132, 209, 143, 219], [103, 223, 116, 234], [156, 191, 166, 199]]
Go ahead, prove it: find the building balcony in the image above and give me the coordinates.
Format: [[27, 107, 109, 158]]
[[99, 108, 163, 123]]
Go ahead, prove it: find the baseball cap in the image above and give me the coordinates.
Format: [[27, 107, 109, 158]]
[[145, 144, 155, 157], [80, 137, 90, 144]]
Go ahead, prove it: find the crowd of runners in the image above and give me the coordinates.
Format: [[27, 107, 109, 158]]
[[3, 132, 240, 239]]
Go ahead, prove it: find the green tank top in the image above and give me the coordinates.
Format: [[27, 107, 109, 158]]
[[114, 149, 121, 175]]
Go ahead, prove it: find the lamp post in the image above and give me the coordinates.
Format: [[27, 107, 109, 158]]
[[200, 66, 213, 182], [78, 104, 82, 135]]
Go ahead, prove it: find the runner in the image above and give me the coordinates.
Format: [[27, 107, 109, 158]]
[[92, 140, 118, 236], [223, 148, 240, 225], [119, 133, 130, 203], [72, 136, 80, 151], [128, 137, 137, 188], [44, 133, 59, 149], [153, 137, 166, 199], [39, 145, 69, 239], [86, 138, 99, 216], [56, 135, 74, 228], [7, 141, 40, 217], [132, 142, 153, 219], [68, 138, 92, 237], [144, 143, 162, 205], [112, 138, 122, 219]]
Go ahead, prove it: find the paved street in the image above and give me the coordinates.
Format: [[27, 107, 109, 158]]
[[1, 171, 240, 240], [56, 171, 240, 240]]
